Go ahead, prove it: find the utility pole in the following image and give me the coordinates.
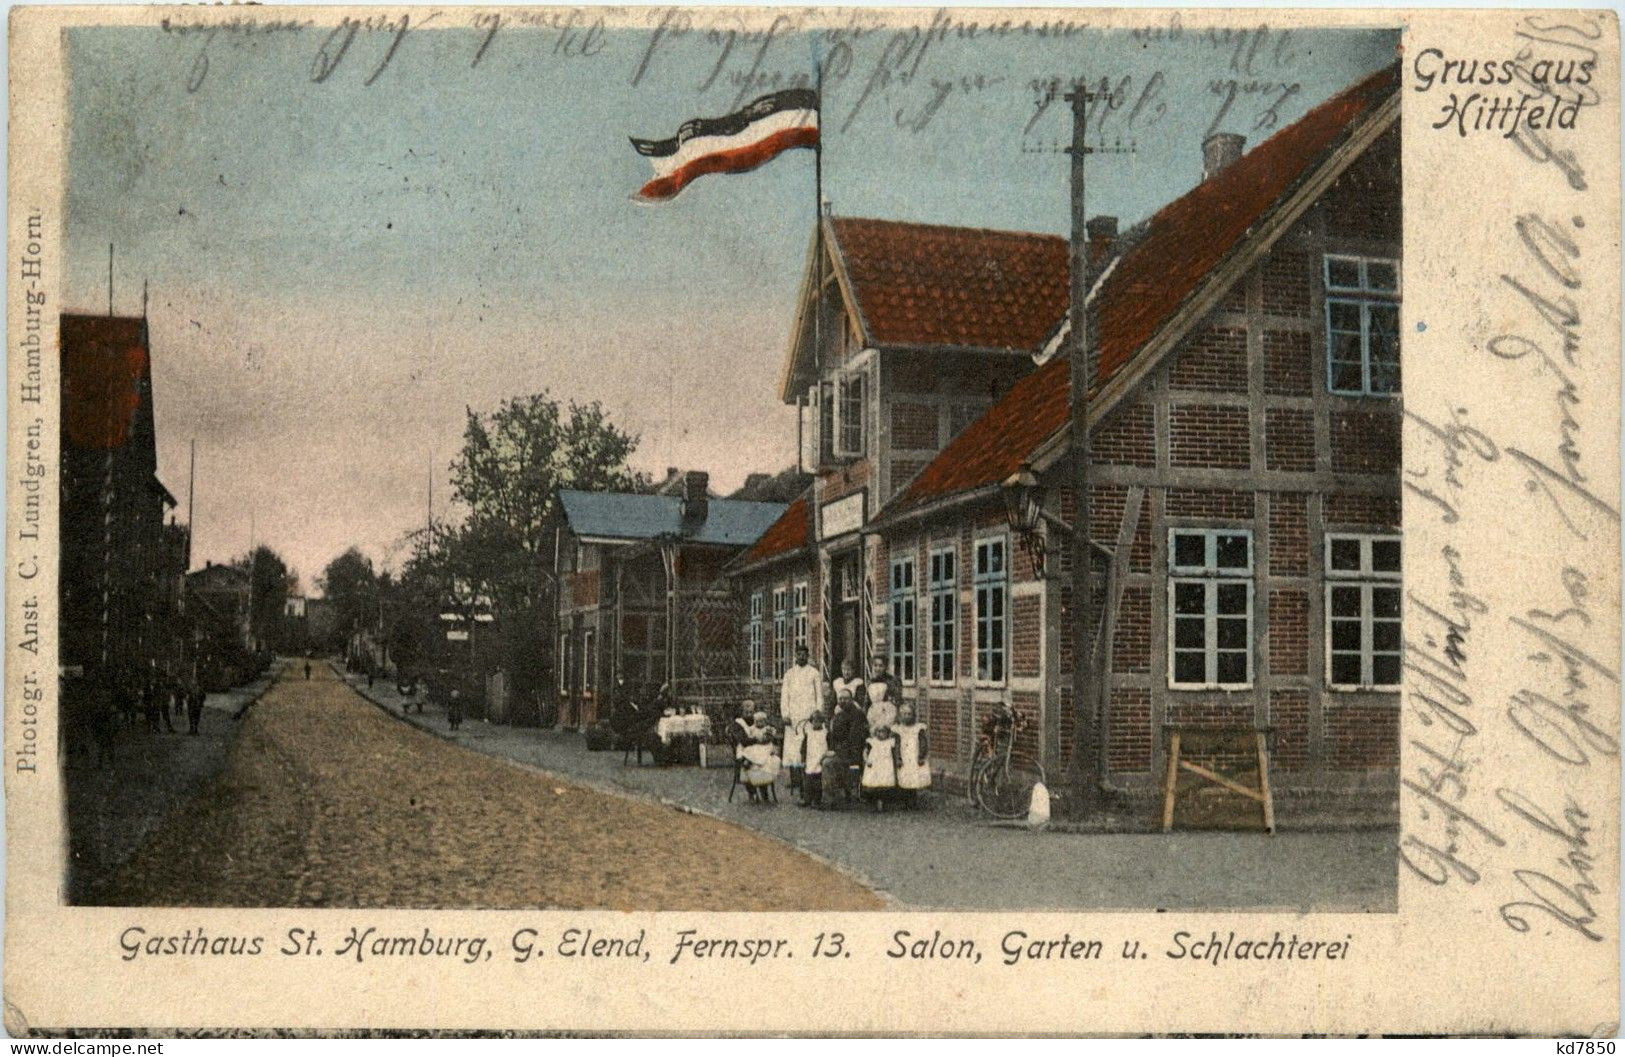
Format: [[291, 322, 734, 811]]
[[186, 440, 196, 570], [1065, 83, 1099, 816], [1060, 84, 1133, 818], [107, 244, 114, 316]]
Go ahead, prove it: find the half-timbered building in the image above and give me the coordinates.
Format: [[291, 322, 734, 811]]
[[731, 65, 1401, 823]]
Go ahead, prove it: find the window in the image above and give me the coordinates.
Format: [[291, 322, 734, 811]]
[[889, 556, 916, 683], [1325, 254, 1400, 396], [817, 380, 835, 465], [771, 587, 789, 678], [974, 538, 1008, 684], [1326, 534, 1402, 690], [557, 631, 570, 695], [837, 552, 861, 602], [1168, 529, 1254, 689], [582, 629, 596, 694], [928, 546, 958, 683], [792, 580, 810, 657], [748, 591, 764, 681], [836, 370, 866, 458]]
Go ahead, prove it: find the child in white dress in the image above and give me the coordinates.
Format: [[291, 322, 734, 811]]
[[893, 703, 930, 807], [862, 723, 901, 812], [801, 709, 829, 808], [740, 712, 780, 803]]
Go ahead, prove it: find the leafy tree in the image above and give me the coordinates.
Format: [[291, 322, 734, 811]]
[[397, 393, 649, 719], [319, 547, 379, 643], [233, 545, 295, 649]]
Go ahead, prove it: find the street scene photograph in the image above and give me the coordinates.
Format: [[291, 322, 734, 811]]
[[57, 15, 1404, 913]]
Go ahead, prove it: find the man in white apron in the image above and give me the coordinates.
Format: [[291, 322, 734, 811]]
[[779, 645, 823, 795]]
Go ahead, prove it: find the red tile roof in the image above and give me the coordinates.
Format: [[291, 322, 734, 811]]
[[733, 491, 812, 569], [829, 217, 1069, 351], [887, 64, 1398, 516], [60, 314, 150, 450]]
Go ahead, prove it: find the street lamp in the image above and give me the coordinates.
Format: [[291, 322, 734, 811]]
[[1002, 463, 1073, 580]]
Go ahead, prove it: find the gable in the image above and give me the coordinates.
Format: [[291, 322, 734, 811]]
[[880, 63, 1401, 521]]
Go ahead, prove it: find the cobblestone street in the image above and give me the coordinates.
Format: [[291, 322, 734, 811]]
[[345, 674, 1399, 913], [89, 663, 881, 910]]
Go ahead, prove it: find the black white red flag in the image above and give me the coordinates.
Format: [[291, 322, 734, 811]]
[[629, 89, 819, 203]]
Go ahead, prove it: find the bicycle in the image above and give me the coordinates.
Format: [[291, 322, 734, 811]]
[[968, 702, 1047, 820]]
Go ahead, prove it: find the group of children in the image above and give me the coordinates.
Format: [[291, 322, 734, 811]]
[[734, 688, 931, 811]]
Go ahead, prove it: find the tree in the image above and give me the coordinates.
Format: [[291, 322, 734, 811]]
[[318, 547, 379, 643], [234, 545, 295, 650], [406, 393, 649, 720]]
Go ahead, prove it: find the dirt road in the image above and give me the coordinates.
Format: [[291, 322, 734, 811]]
[[90, 663, 880, 910]]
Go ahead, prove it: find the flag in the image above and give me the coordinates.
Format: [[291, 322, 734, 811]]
[[630, 88, 818, 203]]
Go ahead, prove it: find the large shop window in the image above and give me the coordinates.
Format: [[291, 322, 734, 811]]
[[889, 555, 916, 683], [928, 546, 957, 684], [771, 586, 789, 678], [974, 537, 1008, 685], [1325, 254, 1400, 397], [1168, 528, 1254, 689], [792, 580, 810, 658], [748, 590, 764, 682], [1326, 533, 1402, 690]]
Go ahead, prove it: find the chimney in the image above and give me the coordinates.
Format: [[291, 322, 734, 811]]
[[1085, 215, 1118, 279], [1202, 132, 1245, 180], [680, 471, 710, 524]]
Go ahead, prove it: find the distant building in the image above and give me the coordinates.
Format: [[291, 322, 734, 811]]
[[187, 562, 252, 652], [59, 313, 181, 685], [554, 472, 784, 729]]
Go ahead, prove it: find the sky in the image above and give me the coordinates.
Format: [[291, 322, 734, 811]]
[[64, 13, 1399, 588]]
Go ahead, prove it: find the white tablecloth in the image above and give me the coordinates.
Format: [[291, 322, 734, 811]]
[[656, 713, 710, 744]]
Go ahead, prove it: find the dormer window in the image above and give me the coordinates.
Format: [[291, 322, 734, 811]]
[[836, 369, 866, 459], [1324, 254, 1400, 397]]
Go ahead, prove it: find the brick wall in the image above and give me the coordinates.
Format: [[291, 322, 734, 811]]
[[891, 401, 938, 450], [1269, 492, 1309, 575], [1261, 247, 1312, 316], [1012, 594, 1041, 678], [1330, 408, 1401, 475], [1170, 405, 1251, 469], [1112, 586, 1151, 673], [1107, 686, 1153, 771], [1168, 326, 1248, 393], [1264, 408, 1315, 472], [1325, 492, 1400, 529], [1322, 126, 1401, 242], [890, 458, 929, 497], [1262, 330, 1313, 396], [1267, 589, 1309, 675], [1094, 401, 1155, 466], [1271, 688, 1310, 769], [926, 693, 959, 760], [1166, 488, 1255, 520], [1326, 703, 1399, 768]]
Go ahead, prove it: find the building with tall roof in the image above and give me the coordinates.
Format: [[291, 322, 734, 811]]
[[731, 65, 1402, 824], [59, 313, 183, 687]]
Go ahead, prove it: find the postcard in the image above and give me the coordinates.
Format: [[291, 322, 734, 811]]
[[4, 4, 1619, 1036]]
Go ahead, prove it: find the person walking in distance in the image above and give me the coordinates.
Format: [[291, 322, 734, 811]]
[[778, 645, 822, 797], [304, 660, 312, 681], [185, 680, 205, 736], [447, 686, 464, 732]]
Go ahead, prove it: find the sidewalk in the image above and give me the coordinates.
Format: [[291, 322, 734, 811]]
[[67, 662, 284, 903], [340, 670, 1398, 912]]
